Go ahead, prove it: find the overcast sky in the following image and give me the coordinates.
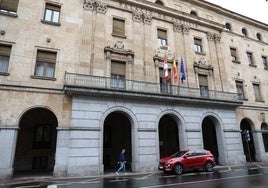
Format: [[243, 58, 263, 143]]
[[205, 0, 268, 24]]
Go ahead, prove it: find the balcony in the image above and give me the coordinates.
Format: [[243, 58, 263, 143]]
[[64, 72, 243, 106]]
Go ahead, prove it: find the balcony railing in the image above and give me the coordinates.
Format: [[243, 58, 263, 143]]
[[64, 72, 242, 103]]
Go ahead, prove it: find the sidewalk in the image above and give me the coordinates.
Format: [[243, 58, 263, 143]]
[[1, 162, 268, 186]]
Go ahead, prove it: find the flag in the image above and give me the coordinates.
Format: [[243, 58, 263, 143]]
[[173, 57, 178, 83], [180, 57, 186, 83], [163, 54, 169, 81]]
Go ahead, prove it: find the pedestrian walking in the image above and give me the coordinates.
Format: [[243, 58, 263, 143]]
[[116, 149, 127, 175]]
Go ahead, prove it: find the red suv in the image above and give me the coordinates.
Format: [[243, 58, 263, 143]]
[[159, 149, 215, 175]]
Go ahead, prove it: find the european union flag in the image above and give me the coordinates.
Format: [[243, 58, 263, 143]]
[[180, 57, 186, 83]]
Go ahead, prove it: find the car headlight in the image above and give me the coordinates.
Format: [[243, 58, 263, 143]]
[[168, 159, 174, 163]]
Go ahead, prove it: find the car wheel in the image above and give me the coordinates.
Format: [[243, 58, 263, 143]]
[[205, 161, 214, 172], [174, 164, 183, 175]]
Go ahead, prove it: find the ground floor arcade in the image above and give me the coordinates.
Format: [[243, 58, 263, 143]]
[[1, 95, 268, 179]]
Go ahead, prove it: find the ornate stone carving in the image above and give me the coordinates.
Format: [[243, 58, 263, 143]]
[[104, 41, 134, 63], [206, 32, 221, 42], [153, 47, 174, 67], [173, 23, 190, 34], [143, 13, 152, 25], [132, 10, 143, 23], [214, 33, 221, 42], [207, 32, 215, 41], [193, 57, 213, 75], [83, 0, 107, 14], [132, 11, 152, 25]]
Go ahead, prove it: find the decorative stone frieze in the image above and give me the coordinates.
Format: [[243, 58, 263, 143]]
[[83, 0, 107, 14], [206, 32, 221, 42], [104, 41, 134, 63], [173, 23, 190, 34], [193, 57, 213, 75]]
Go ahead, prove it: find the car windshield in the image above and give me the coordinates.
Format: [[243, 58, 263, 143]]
[[171, 151, 187, 158]]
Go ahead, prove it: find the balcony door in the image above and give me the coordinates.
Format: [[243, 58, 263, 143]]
[[111, 61, 126, 89]]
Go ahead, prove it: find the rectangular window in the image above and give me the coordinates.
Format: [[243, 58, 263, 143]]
[[0, 0, 19, 14], [0, 44, 11, 74], [34, 50, 56, 78], [262, 56, 267, 68], [235, 81, 245, 100], [157, 29, 167, 46], [247, 52, 254, 65], [198, 74, 208, 97], [111, 61, 125, 89], [44, 3, 60, 23], [253, 83, 262, 101], [230, 48, 238, 62], [112, 18, 125, 36], [194, 38, 202, 53]]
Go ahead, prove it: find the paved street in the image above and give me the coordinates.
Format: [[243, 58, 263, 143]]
[[1, 163, 268, 188]]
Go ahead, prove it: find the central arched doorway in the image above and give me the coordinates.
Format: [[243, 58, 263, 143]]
[[202, 116, 219, 164], [240, 119, 256, 162], [103, 111, 132, 172], [14, 107, 58, 175], [159, 115, 179, 158]]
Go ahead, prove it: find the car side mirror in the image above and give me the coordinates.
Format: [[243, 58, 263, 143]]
[[183, 155, 187, 159]]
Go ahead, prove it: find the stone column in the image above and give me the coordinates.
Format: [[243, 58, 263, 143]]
[[0, 126, 18, 180], [53, 127, 70, 177]]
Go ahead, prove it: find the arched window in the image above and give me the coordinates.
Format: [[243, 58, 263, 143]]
[[256, 33, 262, 41], [261, 123, 268, 152], [190, 11, 197, 16], [242, 28, 247, 37], [155, 0, 164, 5], [225, 23, 231, 31]]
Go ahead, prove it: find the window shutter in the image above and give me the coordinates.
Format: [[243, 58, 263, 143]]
[[194, 38, 202, 46], [113, 18, 124, 35], [157, 29, 167, 40], [253, 84, 261, 101], [198, 74, 208, 86], [0, 0, 19, 12], [37, 50, 57, 63], [46, 3, 60, 12], [230, 48, 236, 56], [111, 61, 125, 75], [0, 45, 11, 56]]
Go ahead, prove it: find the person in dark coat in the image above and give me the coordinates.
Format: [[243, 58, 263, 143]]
[[116, 149, 126, 175]]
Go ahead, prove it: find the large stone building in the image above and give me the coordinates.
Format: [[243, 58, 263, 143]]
[[0, 0, 268, 179]]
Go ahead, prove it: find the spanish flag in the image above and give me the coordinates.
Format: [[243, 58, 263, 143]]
[[173, 57, 178, 83]]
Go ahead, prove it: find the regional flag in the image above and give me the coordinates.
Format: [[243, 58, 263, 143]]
[[173, 57, 178, 83], [163, 54, 169, 81], [180, 57, 186, 83]]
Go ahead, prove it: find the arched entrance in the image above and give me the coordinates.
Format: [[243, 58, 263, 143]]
[[14, 107, 58, 175], [202, 116, 219, 164], [103, 111, 132, 172], [240, 119, 256, 162], [159, 115, 179, 158]]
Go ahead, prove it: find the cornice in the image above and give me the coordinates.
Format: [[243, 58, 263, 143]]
[[104, 0, 224, 32], [188, 0, 268, 31]]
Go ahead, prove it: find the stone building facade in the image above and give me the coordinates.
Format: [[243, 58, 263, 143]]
[[0, 0, 268, 179]]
